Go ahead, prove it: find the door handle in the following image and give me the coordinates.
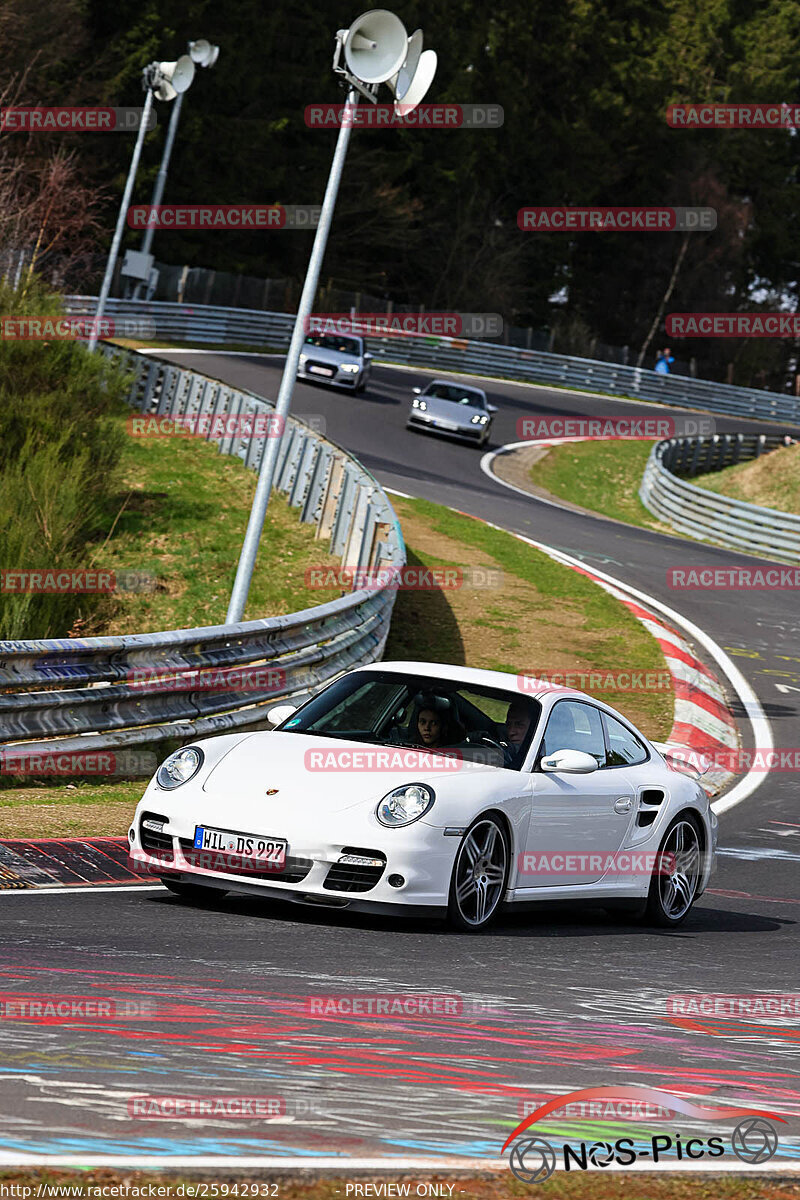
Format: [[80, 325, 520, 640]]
[[614, 797, 633, 814]]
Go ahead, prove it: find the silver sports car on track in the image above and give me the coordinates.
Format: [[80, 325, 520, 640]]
[[406, 379, 497, 446], [130, 662, 717, 932], [296, 333, 372, 392]]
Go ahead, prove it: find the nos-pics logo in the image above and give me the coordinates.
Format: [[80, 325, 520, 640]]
[[503, 1085, 785, 1183]]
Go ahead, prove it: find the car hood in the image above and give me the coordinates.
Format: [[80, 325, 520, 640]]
[[418, 397, 480, 424], [200, 730, 493, 812], [301, 346, 360, 367]]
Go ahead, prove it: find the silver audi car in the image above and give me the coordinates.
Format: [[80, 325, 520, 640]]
[[406, 379, 497, 447], [297, 334, 372, 392]]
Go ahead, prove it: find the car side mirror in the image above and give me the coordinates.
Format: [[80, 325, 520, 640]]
[[540, 748, 599, 774], [412, 386, 421, 395], [363, 352, 372, 361], [487, 403, 498, 414], [267, 704, 297, 727]]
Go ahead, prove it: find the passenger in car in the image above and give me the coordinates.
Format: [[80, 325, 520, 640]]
[[416, 707, 444, 747], [409, 693, 464, 748]]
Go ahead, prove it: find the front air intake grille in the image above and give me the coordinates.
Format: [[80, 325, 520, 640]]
[[140, 812, 173, 857], [324, 847, 387, 893], [177, 839, 312, 883]]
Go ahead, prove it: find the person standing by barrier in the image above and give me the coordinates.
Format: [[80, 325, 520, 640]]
[[655, 347, 675, 374]]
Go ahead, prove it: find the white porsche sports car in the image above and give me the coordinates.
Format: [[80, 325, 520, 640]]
[[129, 662, 717, 931]]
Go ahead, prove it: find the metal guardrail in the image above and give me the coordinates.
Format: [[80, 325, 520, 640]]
[[0, 346, 405, 758], [65, 295, 800, 425], [639, 433, 800, 561]]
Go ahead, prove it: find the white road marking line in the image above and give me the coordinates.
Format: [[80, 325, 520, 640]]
[[456, 448, 773, 814], [511, 535, 771, 815], [137, 348, 284, 358], [0, 884, 164, 897]]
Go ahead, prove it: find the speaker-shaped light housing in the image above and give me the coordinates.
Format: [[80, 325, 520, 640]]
[[343, 9, 409, 84]]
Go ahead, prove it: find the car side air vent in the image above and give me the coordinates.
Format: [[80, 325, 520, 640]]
[[636, 811, 658, 828], [640, 789, 665, 806]]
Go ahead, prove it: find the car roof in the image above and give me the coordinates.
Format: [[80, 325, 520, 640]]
[[356, 659, 597, 704], [424, 379, 486, 395]]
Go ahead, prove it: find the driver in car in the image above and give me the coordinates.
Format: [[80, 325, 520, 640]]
[[501, 701, 534, 767], [505, 702, 532, 747]]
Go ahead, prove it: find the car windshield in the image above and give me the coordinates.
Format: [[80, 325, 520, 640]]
[[276, 670, 541, 770], [423, 383, 486, 407], [304, 334, 361, 356]]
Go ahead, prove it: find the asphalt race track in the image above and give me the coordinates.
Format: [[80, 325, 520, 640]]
[[2, 353, 799, 1167]]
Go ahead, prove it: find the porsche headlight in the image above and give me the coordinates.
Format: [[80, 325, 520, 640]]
[[471, 413, 489, 424], [377, 783, 435, 827], [413, 398, 428, 410], [156, 746, 204, 790]]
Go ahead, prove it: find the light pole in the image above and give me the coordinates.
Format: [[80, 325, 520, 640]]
[[225, 9, 437, 623], [132, 39, 220, 299], [88, 55, 195, 352]]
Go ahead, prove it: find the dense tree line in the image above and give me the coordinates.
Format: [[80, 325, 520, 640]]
[[3, 0, 800, 384]]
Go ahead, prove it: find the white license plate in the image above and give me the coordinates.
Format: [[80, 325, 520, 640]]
[[309, 365, 334, 376], [436, 419, 459, 431], [193, 826, 287, 865]]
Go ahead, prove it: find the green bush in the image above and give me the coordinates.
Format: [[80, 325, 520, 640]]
[[0, 281, 131, 640]]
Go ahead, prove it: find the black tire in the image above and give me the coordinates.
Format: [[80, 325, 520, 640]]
[[447, 814, 509, 932], [161, 879, 225, 902], [644, 814, 703, 927]]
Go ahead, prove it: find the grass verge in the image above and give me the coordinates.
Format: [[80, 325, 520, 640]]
[[526, 440, 660, 529], [693, 441, 800, 513], [2, 494, 673, 839], [385, 496, 672, 738], [77, 412, 341, 635]]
